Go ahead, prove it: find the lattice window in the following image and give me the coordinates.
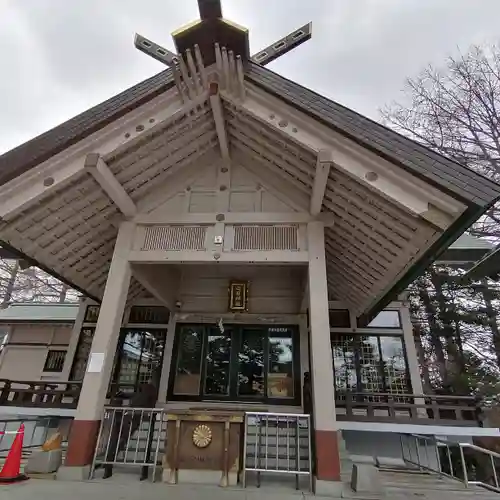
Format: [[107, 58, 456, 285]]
[[233, 225, 298, 251], [43, 350, 66, 373], [331, 334, 410, 400], [358, 336, 384, 397], [331, 336, 357, 400], [142, 225, 207, 251]]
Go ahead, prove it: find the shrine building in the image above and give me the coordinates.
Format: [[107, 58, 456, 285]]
[[1, 0, 500, 493]]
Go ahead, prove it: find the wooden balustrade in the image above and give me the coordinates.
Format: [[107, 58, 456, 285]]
[[0, 379, 82, 409], [335, 392, 483, 426]]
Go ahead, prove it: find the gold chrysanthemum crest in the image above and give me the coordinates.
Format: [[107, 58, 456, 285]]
[[192, 424, 212, 448]]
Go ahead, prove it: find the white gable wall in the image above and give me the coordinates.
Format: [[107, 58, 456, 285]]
[[144, 158, 298, 217]]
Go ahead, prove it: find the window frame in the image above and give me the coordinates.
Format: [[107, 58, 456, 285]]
[[330, 332, 412, 396], [363, 310, 402, 329], [43, 349, 67, 373], [110, 327, 168, 396], [167, 323, 301, 406]]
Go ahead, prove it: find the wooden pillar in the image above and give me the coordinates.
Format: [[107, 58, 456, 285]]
[[63, 222, 134, 469], [307, 221, 341, 483]]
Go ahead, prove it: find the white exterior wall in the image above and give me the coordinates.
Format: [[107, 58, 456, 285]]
[[0, 322, 74, 382]]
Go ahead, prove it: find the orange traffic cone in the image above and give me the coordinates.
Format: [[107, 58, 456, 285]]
[[0, 423, 28, 484]]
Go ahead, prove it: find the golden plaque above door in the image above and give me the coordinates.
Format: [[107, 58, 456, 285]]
[[228, 281, 249, 312]]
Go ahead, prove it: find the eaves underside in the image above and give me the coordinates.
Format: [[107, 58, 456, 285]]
[[0, 62, 499, 319]]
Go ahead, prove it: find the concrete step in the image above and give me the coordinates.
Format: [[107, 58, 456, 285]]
[[379, 470, 498, 498]]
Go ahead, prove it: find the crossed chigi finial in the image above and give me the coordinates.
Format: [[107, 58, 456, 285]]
[[135, 0, 311, 69]]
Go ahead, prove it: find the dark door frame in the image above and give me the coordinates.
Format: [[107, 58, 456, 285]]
[[167, 323, 302, 406]]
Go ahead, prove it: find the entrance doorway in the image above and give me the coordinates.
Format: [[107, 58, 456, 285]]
[[110, 328, 167, 397], [168, 324, 301, 406]]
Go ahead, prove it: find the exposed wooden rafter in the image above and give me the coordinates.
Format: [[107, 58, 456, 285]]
[[221, 87, 465, 225], [84, 153, 136, 218], [310, 149, 332, 215], [214, 43, 245, 99], [209, 82, 230, 162]]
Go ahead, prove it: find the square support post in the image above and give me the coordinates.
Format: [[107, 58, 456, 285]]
[[61, 222, 135, 475], [307, 222, 341, 486]]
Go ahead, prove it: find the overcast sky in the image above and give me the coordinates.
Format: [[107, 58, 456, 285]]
[[1, 0, 500, 154]]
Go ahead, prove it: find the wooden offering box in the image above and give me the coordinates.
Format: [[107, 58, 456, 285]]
[[163, 408, 244, 487]]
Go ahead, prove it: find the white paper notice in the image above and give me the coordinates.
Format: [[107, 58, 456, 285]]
[[87, 353, 105, 373]]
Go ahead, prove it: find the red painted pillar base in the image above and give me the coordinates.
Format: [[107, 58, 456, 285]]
[[64, 420, 101, 466], [315, 429, 341, 481]]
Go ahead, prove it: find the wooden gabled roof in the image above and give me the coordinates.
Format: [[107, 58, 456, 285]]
[[0, 61, 499, 316], [1, 62, 499, 208]]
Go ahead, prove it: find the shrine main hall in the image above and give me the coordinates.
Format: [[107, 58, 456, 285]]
[[0, 0, 499, 494]]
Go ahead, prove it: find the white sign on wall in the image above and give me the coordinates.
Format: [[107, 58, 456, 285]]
[[87, 352, 105, 373]]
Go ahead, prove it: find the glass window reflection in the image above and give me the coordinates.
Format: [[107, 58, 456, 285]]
[[332, 336, 357, 396], [204, 329, 232, 396], [111, 329, 166, 396], [238, 329, 265, 397], [358, 336, 384, 393], [379, 336, 407, 394], [268, 330, 294, 398], [366, 310, 401, 328], [331, 334, 410, 396], [173, 326, 204, 395]]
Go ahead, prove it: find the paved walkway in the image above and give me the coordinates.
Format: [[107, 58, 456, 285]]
[[2, 476, 314, 500]]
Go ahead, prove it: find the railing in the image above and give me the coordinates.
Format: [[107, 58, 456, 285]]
[[0, 416, 73, 455], [90, 406, 166, 482], [0, 379, 81, 409], [335, 392, 483, 426], [401, 433, 500, 493], [242, 412, 313, 492]]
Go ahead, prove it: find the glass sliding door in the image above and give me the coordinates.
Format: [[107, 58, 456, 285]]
[[267, 329, 295, 399], [111, 328, 167, 397], [203, 327, 232, 397], [173, 326, 204, 396], [168, 324, 301, 405], [237, 328, 265, 398]]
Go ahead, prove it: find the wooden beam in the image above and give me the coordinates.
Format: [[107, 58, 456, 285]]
[[209, 83, 230, 162], [134, 34, 178, 67], [310, 149, 332, 215], [84, 154, 137, 218], [128, 249, 309, 264], [134, 212, 318, 225], [198, 0, 222, 20], [251, 23, 312, 66]]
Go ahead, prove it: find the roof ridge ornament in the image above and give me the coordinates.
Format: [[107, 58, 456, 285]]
[[134, 1, 311, 68]]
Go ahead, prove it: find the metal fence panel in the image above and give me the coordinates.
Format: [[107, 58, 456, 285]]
[[90, 407, 166, 482], [243, 412, 312, 491]]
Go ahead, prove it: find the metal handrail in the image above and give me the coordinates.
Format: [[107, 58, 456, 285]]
[[0, 416, 72, 454], [401, 433, 500, 493]]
